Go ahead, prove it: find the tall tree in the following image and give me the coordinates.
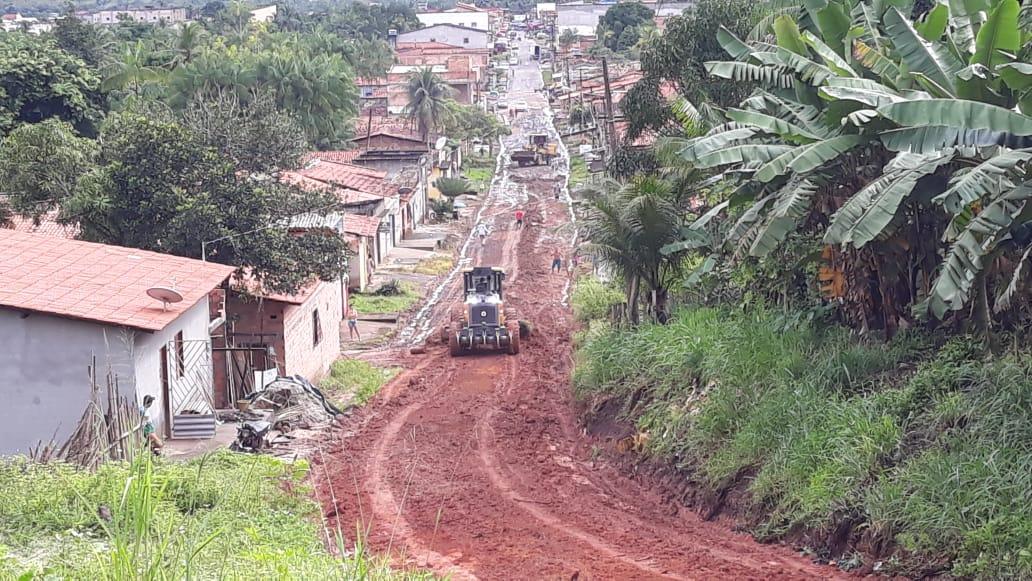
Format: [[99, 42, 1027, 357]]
[[403, 68, 454, 148]]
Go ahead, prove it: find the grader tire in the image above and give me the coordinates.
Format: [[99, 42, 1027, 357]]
[[507, 322, 521, 355], [449, 331, 463, 357]]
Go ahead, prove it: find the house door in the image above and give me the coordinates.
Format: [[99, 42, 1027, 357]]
[[159, 345, 171, 439]]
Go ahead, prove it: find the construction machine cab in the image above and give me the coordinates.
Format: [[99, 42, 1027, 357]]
[[464, 267, 504, 301]]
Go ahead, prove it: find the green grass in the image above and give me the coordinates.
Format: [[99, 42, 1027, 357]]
[[322, 359, 401, 408], [463, 157, 495, 194], [574, 307, 1032, 578], [571, 277, 624, 323], [0, 452, 432, 580], [411, 255, 455, 276], [569, 156, 588, 189], [542, 69, 553, 84], [350, 282, 419, 314]]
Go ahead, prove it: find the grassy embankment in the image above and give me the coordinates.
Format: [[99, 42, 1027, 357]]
[[571, 280, 1032, 579], [322, 359, 400, 408], [0, 452, 431, 580]]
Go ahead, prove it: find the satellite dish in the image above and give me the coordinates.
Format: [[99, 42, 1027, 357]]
[[434, 136, 448, 150], [147, 286, 183, 311]]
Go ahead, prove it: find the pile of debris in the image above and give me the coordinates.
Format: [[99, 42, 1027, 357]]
[[228, 375, 344, 454]]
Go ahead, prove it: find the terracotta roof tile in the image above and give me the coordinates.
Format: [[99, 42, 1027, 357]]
[[298, 160, 394, 197], [3, 211, 79, 240], [0, 230, 234, 331], [342, 213, 381, 237], [301, 150, 362, 165], [280, 171, 381, 205]]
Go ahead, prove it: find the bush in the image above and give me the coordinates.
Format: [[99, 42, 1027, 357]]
[[571, 277, 624, 323], [574, 308, 1032, 578]]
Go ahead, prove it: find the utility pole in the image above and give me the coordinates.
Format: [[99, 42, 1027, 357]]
[[365, 108, 373, 151], [601, 57, 618, 160]]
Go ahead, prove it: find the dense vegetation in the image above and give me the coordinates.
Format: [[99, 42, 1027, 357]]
[[575, 0, 1032, 576], [0, 452, 431, 579]]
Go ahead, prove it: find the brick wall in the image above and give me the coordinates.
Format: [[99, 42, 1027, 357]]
[[281, 280, 343, 381]]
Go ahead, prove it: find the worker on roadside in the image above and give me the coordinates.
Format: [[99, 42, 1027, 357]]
[[140, 395, 163, 455], [346, 303, 361, 340], [515, 208, 526, 228], [551, 248, 563, 273]]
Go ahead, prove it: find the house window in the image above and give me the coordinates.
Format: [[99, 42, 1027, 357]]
[[174, 331, 184, 377], [463, 37, 469, 44], [312, 309, 322, 346], [430, 37, 436, 42]]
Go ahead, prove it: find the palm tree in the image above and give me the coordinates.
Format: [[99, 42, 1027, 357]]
[[403, 68, 455, 149], [581, 175, 686, 323], [172, 22, 205, 67], [102, 41, 166, 96]]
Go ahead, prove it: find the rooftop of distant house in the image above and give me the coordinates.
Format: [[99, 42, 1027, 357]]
[[0, 229, 234, 332], [3, 211, 80, 240]]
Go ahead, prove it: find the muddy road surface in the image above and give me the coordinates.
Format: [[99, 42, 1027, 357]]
[[314, 41, 844, 580]]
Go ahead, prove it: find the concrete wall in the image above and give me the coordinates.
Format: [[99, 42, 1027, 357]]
[[0, 309, 134, 454], [0, 298, 210, 454], [282, 281, 343, 381], [132, 299, 213, 436], [399, 25, 489, 48], [417, 12, 489, 30]]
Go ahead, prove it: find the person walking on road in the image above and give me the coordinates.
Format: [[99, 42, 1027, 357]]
[[515, 208, 525, 229], [474, 222, 490, 245], [551, 248, 563, 273], [346, 304, 361, 340]]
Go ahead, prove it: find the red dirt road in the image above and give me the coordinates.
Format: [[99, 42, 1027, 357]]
[[313, 42, 844, 581]]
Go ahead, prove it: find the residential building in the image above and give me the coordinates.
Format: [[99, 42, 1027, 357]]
[[356, 77, 389, 116], [249, 5, 277, 23], [416, 9, 489, 31], [397, 24, 489, 49], [79, 7, 189, 25], [1, 12, 53, 33], [395, 42, 490, 72], [0, 230, 234, 454]]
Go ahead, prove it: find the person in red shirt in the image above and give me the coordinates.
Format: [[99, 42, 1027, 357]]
[[515, 208, 525, 228]]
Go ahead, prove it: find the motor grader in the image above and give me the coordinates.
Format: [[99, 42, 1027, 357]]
[[440, 266, 520, 356], [510, 133, 558, 167]]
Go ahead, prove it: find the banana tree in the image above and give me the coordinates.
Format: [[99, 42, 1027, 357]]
[[663, 0, 1032, 334]]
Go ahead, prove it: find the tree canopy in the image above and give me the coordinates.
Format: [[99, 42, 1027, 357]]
[[597, 3, 654, 53], [0, 33, 103, 137]]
